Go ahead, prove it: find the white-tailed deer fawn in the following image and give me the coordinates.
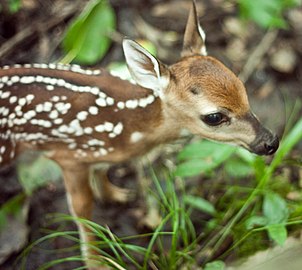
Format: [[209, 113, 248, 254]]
[[0, 1, 278, 269]]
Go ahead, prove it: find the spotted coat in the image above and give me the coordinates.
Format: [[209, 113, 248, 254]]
[[0, 63, 162, 166]]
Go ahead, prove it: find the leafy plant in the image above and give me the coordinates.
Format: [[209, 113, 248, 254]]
[[20, 173, 202, 269], [204, 260, 225, 270], [0, 0, 21, 14], [176, 140, 235, 177], [22, 116, 302, 269], [62, 0, 116, 64], [0, 194, 25, 231], [238, 0, 301, 29], [17, 155, 61, 195], [246, 192, 289, 246]]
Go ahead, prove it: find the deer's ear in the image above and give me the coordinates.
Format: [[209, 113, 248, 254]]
[[181, 0, 207, 57], [123, 39, 170, 96]]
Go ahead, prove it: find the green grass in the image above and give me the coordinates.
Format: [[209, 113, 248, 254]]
[[21, 113, 302, 270], [19, 116, 302, 269]]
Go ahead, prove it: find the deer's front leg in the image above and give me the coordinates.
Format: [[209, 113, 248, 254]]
[[58, 161, 108, 270]]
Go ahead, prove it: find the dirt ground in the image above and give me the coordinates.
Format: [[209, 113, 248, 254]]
[[0, 0, 301, 269]]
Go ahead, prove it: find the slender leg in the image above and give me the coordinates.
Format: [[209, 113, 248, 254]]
[[57, 161, 109, 270], [92, 165, 134, 203], [135, 162, 161, 228]]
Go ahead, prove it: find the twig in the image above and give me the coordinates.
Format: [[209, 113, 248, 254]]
[[0, 3, 82, 59], [239, 30, 279, 83]]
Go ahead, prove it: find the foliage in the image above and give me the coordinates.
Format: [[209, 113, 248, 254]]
[[0, 0, 21, 13], [204, 260, 225, 270], [176, 140, 235, 177], [21, 175, 201, 269], [20, 116, 302, 269], [0, 194, 25, 230], [17, 155, 61, 195], [246, 192, 289, 246], [238, 0, 301, 29], [0, 156, 61, 234], [62, 0, 116, 64]]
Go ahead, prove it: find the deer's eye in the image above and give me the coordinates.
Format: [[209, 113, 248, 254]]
[[201, 113, 228, 126]]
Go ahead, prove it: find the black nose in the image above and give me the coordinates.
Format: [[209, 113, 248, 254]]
[[264, 135, 279, 155], [249, 133, 279, 156]]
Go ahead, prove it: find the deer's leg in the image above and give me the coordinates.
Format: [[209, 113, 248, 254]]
[[57, 162, 108, 270], [92, 166, 134, 203], [135, 162, 162, 229]]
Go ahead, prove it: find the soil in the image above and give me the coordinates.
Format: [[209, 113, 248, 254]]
[[0, 0, 301, 269]]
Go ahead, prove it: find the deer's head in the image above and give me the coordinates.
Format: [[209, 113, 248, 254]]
[[123, 1, 279, 155]]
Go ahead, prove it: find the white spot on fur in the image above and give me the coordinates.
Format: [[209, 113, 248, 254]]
[[46, 85, 54, 91], [88, 106, 98, 115], [84, 127, 93, 134], [95, 98, 107, 107], [117, 101, 125, 109], [125, 99, 138, 109], [130, 131, 144, 143], [77, 111, 88, 121]]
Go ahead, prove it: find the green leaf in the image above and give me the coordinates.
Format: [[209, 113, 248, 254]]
[[225, 158, 253, 177], [245, 215, 268, 230], [262, 192, 289, 245], [263, 192, 289, 224], [0, 210, 7, 231], [238, 0, 300, 29], [204, 260, 225, 270], [175, 158, 217, 177], [10, 0, 21, 13], [176, 140, 235, 177], [184, 195, 216, 215], [178, 140, 234, 161], [18, 156, 61, 195], [62, 0, 116, 64], [267, 224, 287, 246], [0, 194, 25, 231]]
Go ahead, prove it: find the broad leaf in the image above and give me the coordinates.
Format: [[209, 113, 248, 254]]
[[263, 192, 289, 246], [62, 0, 116, 64], [225, 158, 253, 177], [175, 158, 217, 177], [245, 215, 268, 230], [263, 192, 289, 224], [176, 140, 235, 177], [178, 140, 234, 161], [267, 224, 287, 246], [238, 0, 301, 29], [204, 260, 225, 270], [18, 156, 61, 195]]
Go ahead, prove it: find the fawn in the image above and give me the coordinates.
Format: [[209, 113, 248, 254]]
[[0, 1, 278, 269]]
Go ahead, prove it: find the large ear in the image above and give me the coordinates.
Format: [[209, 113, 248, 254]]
[[122, 39, 170, 96], [181, 0, 207, 57]]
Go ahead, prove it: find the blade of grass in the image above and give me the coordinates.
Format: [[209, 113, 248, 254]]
[[143, 212, 173, 269], [211, 117, 302, 255]]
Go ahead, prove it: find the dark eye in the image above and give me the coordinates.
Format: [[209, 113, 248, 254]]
[[201, 113, 228, 126]]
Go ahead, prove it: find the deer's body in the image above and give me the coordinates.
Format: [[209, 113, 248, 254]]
[[0, 65, 174, 166], [0, 1, 279, 269]]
